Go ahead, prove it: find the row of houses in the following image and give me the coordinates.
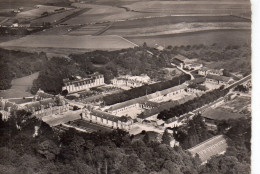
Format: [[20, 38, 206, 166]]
[[62, 73, 105, 93]]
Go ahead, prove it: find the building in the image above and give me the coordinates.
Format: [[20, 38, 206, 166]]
[[62, 73, 104, 93], [0, 90, 69, 120], [187, 135, 228, 163], [171, 54, 190, 67], [205, 74, 233, 85], [82, 109, 133, 130], [106, 84, 187, 118], [198, 68, 224, 76], [184, 63, 203, 70], [111, 74, 152, 88]]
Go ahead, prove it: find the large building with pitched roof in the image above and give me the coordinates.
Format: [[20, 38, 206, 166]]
[[62, 73, 104, 93], [82, 109, 133, 130], [187, 135, 228, 163]]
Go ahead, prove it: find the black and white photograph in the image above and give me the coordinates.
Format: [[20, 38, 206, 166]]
[[0, 0, 255, 173]]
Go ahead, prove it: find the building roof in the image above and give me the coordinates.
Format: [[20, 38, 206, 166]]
[[63, 73, 103, 85], [91, 110, 130, 122], [187, 135, 228, 163], [108, 84, 187, 112], [138, 100, 179, 119], [186, 77, 206, 85], [188, 84, 207, 91], [173, 54, 189, 62], [201, 108, 245, 120], [206, 74, 232, 82]]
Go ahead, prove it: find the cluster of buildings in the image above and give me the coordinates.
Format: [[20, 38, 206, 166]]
[[0, 89, 69, 120], [111, 74, 153, 89]]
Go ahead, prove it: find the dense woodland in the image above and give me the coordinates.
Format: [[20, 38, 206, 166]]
[[0, 111, 250, 174], [158, 87, 229, 120], [30, 43, 250, 95], [163, 43, 251, 76], [0, 48, 47, 90], [172, 115, 251, 174], [31, 47, 171, 94]]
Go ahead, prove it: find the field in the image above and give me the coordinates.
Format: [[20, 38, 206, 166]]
[[104, 21, 250, 37], [109, 15, 250, 29], [125, 29, 251, 47], [0, 35, 136, 50], [68, 23, 111, 35], [30, 8, 79, 25], [124, 1, 250, 16], [16, 5, 71, 19], [0, 72, 39, 98]]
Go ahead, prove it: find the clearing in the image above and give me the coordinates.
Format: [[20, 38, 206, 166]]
[[0, 72, 39, 98]]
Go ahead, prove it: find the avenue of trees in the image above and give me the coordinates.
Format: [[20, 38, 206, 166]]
[[103, 74, 191, 105], [0, 48, 47, 90], [158, 87, 229, 121]]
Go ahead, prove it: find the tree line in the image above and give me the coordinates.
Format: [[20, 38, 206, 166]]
[[103, 74, 191, 105], [158, 87, 229, 121]]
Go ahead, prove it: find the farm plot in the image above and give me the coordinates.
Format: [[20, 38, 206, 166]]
[[109, 15, 250, 30], [0, 35, 137, 50], [68, 23, 111, 36], [16, 5, 72, 20], [66, 3, 145, 24], [30, 8, 80, 26], [104, 22, 250, 37], [125, 30, 251, 47], [124, 1, 251, 15]]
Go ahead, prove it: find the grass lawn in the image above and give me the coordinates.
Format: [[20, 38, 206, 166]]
[[0, 72, 39, 98]]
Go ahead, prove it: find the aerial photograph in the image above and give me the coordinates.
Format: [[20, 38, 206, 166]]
[[0, 0, 252, 173]]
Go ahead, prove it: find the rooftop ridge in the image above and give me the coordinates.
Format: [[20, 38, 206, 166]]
[[187, 135, 225, 151]]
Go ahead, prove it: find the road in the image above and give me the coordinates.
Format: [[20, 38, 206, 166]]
[[171, 63, 195, 80]]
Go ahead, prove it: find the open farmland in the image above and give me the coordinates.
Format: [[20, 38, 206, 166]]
[[109, 15, 250, 29], [68, 23, 111, 36], [0, 35, 136, 50], [0, 72, 39, 98], [65, 3, 148, 24], [104, 21, 250, 37], [16, 5, 71, 20], [126, 29, 251, 47], [30, 8, 80, 26], [123, 1, 251, 16]]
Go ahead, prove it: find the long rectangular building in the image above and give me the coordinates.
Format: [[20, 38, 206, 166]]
[[62, 73, 104, 93]]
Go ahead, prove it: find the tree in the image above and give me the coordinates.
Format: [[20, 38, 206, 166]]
[[61, 89, 68, 96], [162, 130, 171, 145]]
